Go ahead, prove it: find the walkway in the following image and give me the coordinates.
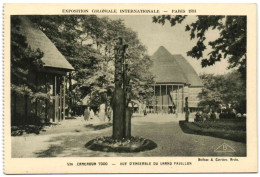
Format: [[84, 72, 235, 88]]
[[11, 114, 246, 157]]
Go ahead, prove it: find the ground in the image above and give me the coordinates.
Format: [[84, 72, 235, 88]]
[[12, 114, 246, 158]]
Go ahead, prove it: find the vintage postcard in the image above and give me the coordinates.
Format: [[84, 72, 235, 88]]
[[3, 3, 257, 174]]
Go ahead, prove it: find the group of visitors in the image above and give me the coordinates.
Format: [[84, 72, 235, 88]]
[[194, 110, 217, 122], [219, 109, 246, 120], [83, 107, 95, 121], [142, 107, 177, 115], [194, 108, 246, 122], [83, 106, 113, 122]]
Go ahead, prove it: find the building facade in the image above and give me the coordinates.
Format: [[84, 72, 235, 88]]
[[11, 16, 74, 125], [147, 46, 203, 114]]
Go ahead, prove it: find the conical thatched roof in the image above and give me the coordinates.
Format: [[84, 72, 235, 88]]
[[151, 46, 203, 87], [18, 16, 74, 71]]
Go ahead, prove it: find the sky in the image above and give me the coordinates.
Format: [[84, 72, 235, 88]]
[[107, 15, 231, 75]]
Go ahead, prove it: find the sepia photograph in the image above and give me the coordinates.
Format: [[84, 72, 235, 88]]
[[10, 14, 247, 158], [3, 2, 258, 174]]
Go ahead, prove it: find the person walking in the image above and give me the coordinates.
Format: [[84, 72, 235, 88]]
[[90, 109, 95, 120], [107, 106, 112, 121], [84, 107, 90, 121]]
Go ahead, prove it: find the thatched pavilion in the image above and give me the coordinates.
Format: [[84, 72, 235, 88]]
[[11, 16, 74, 125], [148, 46, 203, 114]]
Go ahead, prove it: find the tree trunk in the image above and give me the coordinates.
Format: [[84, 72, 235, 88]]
[[112, 87, 125, 139], [185, 97, 189, 122], [125, 108, 131, 138], [112, 38, 131, 139]]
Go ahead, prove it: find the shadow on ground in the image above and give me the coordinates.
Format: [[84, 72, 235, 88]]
[[11, 123, 59, 136], [35, 145, 64, 157], [65, 117, 77, 120], [85, 123, 112, 130], [34, 123, 113, 157]]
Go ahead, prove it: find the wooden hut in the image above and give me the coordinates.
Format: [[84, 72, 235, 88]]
[[149, 46, 203, 114], [11, 16, 74, 125]]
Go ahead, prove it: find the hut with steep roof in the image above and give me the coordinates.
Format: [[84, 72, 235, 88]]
[[148, 46, 203, 114], [11, 16, 74, 125]]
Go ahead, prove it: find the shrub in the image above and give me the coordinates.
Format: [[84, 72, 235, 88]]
[[194, 112, 203, 122]]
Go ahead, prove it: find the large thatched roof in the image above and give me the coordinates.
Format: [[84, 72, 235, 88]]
[[151, 46, 203, 87], [18, 16, 74, 71]]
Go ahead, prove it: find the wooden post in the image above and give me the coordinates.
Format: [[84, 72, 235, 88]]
[[185, 97, 189, 122], [123, 58, 127, 137], [162, 85, 164, 113], [167, 85, 169, 113], [24, 94, 28, 125], [63, 76, 66, 120], [57, 76, 60, 122], [45, 74, 48, 123], [69, 72, 72, 116], [175, 86, 177, 114], [151, 85, 156, 112], [59, 76, 62, 121], [13, 92, 16, 125], [112, 37, 128, 139], [112, 86, 125, 139], [35, 72, 38, 124], [153, 85, 155, 96], [177, 84, 179, 114], [57, 76, 59, 121], [182, 85, 184, 113], [160, 85, 162, 113], [155, 85, 157, 113], [53, 75, 57, 122], [153, 84, 155, 113], [171, 85, 173, 111]]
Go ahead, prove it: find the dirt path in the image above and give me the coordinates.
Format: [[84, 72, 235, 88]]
[[11, 115, 246, 157]]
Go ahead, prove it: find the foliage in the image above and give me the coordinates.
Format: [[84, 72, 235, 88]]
[[29, 15, 154, 108], [198, 71, 246, 113], [11, 16, 47, 100], [152, 15, 247, 81]]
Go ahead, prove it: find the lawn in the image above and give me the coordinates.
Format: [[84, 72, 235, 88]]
[[179, 119, 246, 143]]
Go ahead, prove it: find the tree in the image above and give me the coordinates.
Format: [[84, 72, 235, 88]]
[[198, 74, 224, 111], [152, 15, 247, 81], [199, 71, 246, 113], [11, 16, 48, 124], [11, 16, 44, 96], [29, 15, 154, 114]]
